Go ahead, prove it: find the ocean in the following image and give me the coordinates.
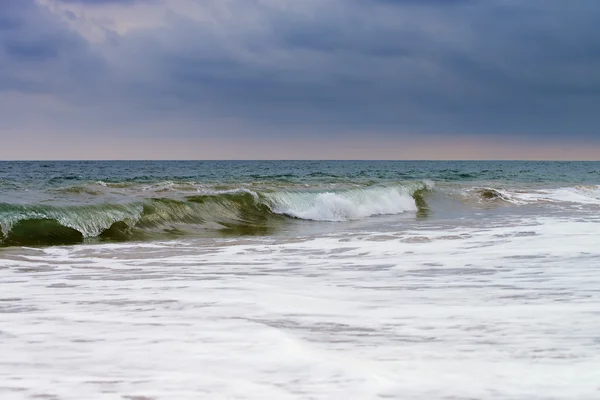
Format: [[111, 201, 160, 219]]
[[1, 160, 599, 399]]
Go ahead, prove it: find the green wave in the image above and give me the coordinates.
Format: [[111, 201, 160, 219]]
[[0, 182, 433, 247]]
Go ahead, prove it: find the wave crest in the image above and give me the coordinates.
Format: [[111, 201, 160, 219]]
[[466, 185, 600, 206], [266, 182, 431, 221]]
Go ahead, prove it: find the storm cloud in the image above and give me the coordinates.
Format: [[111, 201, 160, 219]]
[[1, 0, 599, 158]]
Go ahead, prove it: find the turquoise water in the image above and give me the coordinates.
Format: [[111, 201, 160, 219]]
[[1, 161, 599, 246]]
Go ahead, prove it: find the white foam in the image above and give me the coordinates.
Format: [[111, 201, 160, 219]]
[[266, 184, 423, 221], [1, 215, 600, 399], [498, 185, 600, 206], [195, 187, 260, 200], [142, 180, 175, 191]]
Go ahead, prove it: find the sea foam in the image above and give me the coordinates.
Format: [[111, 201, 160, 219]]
[[265, 183, 430, 221]]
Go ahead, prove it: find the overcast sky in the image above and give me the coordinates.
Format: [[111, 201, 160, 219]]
[[1, 0, 599, 159]]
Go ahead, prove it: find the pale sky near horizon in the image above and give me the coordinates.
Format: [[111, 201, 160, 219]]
[[1, 0, 599, 160]]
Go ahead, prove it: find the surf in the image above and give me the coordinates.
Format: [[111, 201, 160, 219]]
[[264, 182, 432, 221], [0, 182, 432, 247]]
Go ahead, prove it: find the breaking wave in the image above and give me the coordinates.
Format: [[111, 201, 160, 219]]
[[468, 185, 600, 205], [4, 180, 600, 247], [0, 182, 432, 246], [265, 181, 432, 221]]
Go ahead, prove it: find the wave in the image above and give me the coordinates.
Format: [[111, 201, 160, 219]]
[[0, 182, 432, 246], [468, 188, 515, 203], [468, 185, 600, 205], [0, 203, 144, 246], [502, 186, 600, 205], [265, 182, 432, 221], [53, 186, 105, 195], [3, 181, 599, 247]]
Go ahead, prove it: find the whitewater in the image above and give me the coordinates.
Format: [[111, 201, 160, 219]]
[[1, 161, 600, 399]]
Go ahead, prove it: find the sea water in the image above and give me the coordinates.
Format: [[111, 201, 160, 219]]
[[1, 161, 599, 399]]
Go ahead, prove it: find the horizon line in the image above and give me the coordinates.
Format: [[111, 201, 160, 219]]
[[1, 159, 599, 162]]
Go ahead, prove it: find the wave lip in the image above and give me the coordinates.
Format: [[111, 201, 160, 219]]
[[0, 202, 144, 246], [265, 182, 432, 221]]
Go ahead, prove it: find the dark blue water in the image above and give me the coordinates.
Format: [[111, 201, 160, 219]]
[[2, 161, 600, 190]]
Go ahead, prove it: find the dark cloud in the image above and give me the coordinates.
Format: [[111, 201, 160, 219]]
[[367, 0, 475, 5], [4, 40, 61, 61], [136, 0, 600, 136], [1, 0, 599, 140], [0, 15, 22, 31], [56, 0, 137, 3], [0, 1, 105, 96]]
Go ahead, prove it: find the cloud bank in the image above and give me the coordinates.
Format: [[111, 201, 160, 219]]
[[1, 0, 599, 158]]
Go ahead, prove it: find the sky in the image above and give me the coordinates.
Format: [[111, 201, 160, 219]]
[[1, 0, 599, 160]]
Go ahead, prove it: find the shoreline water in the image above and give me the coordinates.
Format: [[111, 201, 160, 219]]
[[1, 161, 600, 399]]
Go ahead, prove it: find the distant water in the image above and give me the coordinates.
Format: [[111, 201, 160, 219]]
[[1, 161, 600, 399]]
